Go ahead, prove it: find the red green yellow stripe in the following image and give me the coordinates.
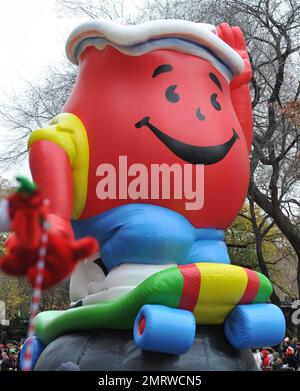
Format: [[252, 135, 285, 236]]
[[178, 264, 201, 312], [252, 272, 273, 303], [176, 263, 273, 324], [192, 263, 248, 324], [238, 268, 260, 304]]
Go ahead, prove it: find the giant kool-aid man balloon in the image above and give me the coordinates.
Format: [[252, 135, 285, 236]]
[[30, 20, 252, 229], [26, 20, 285, 360]]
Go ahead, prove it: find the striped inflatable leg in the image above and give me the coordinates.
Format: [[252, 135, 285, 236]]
[[23, 217, 49, 371]]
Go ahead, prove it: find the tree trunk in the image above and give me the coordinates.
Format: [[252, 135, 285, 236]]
[[250, 180, 300, 300]]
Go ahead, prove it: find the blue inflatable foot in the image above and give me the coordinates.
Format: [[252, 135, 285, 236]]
[[133, 305, 196, 355], [224, 303, 286, 349], [20, 335, 45, 370]]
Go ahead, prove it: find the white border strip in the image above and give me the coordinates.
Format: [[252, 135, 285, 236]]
[[66, 19, 244, 76]]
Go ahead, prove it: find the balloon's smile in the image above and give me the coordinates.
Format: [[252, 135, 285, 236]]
[[135, 116, 239, 165]]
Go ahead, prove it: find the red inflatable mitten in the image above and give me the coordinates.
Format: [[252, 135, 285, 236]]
[[0, 177, 98, 290], [216, 23, 252, 89], [217, 23, 253, 152]]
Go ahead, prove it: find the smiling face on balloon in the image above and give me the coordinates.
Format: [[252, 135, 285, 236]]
[[63, 46, 250, 229], [135, 64, 240, 166]]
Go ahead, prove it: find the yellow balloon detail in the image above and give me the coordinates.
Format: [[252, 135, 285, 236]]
[[193, 263, 248, 324], [28, 113, 89, 219]]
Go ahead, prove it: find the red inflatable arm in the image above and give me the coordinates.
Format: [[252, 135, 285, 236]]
[[29, 140, 74, 238], [217, 23, 253, 153]]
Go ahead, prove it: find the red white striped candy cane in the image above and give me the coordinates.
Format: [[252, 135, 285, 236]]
[[23, 205, 49, 371]]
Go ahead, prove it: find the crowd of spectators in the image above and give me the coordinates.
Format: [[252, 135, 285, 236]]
[[253, 337, 300, 371], [0, 340, 24, 371]]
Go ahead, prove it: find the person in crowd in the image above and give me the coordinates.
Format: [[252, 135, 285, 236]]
[[1, 351, 14, 371], [10, 351, 20, 371], [290, 337, 298, 352], [5, 343, 12, 351], [8, 347, 20, 371], [267, 348, 275, 365], [285, 346, 296, 370], [261, 349, 271, 368], [272, 351, 283, 371], [253, 348, 262, 370], [280, 337, 290, 355]]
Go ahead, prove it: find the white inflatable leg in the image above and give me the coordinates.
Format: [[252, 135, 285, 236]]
[[69, 252, 102, 303]]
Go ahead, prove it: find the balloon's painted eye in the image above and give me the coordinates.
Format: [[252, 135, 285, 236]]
[[211, 93, 221, 111], [196, 108, 205, 121], [165, 85, 180, 103]]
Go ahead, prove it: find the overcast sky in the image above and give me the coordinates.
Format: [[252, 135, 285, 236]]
[[0, 0, 79, 179], [0, 0, 139, 180], [0, 1, 77, 95]]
